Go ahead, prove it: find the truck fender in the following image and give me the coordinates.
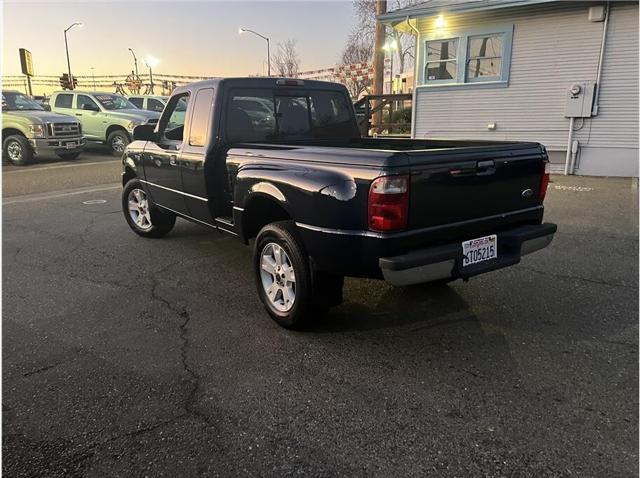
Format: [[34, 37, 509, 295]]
[[248, 181, 287, 204], [122, 151, 142, 185]]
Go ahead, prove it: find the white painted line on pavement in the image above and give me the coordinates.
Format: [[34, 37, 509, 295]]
[[3, 160, 120, 174], [3, 184, 120, 205]]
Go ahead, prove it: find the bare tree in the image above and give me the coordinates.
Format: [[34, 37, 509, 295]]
[[351, 0, 418, 75], [340, 33, 373, 98], [272, 39, 301, 77]]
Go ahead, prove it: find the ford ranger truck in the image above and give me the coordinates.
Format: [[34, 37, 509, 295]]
[[2, 90, 85, 165], [121, 78, 557, 329], [50, 91, 160, 156]]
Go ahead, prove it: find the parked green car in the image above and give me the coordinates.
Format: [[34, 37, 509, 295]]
[[2, 90, 85, 165], [50, 91, 160, 155]]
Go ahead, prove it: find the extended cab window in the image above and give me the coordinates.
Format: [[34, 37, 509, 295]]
[[129, 97, 143, 108], [77, 94, 99, 110], [226, 88, 356, 143], [158, 93, 190, 143], [189, 88, 214, 147], [54, 94, 73, 109]]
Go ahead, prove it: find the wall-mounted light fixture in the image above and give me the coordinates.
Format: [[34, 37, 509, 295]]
[[435, 15, 445, 28]]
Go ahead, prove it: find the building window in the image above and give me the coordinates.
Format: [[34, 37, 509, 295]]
[[466, 34, 503, 81], [425, 38, 458, 82], [422, 25, 512, 86]]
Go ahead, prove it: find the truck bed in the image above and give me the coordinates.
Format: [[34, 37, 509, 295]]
[[228, 137, 547, 230]]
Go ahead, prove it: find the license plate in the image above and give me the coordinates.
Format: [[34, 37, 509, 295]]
[[462, 234, 497, 267], [65, 142, 76, 149]]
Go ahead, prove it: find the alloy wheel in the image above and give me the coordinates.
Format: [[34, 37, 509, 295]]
[[7, 141, 23, 162], [128, 188, 152, 230], [260, 242, 296, 312]]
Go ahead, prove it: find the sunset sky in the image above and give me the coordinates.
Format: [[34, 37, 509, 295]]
[[3, 0, 357, 82]]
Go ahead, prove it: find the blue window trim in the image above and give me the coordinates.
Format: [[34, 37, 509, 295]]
[[418, 23, 514, 89]]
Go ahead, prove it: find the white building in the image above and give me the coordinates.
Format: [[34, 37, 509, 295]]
[[380, 0, 639, 176]]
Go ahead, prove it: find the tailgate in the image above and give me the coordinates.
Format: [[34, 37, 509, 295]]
[[407, 143, 546, 229]]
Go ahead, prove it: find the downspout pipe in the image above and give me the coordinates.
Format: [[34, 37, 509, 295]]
[[592, 1, 610, 115], [564, 117, 575, 175]]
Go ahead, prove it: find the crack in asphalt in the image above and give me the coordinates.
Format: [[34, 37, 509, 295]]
[[148, 259, 219, 432], [518, 266, 638, 290]]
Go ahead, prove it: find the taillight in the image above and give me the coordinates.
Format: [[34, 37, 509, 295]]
[[368, 175, 409, 232], [539, 161, 550, 203]]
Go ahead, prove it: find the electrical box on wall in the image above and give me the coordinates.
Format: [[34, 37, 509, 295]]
[[564, 82, 596, 118]]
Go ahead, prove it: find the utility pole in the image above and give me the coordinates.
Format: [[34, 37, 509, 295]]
[[90, 67, 96, 90], [371, 0, 387, 133]]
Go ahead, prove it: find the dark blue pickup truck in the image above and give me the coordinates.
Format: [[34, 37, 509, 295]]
[[121, 77, 556, 328]]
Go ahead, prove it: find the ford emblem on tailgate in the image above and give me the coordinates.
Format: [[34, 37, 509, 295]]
[[522, 188, 533, 198]]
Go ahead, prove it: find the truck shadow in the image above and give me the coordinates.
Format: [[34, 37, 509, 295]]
[[305, 280, 472, 333]]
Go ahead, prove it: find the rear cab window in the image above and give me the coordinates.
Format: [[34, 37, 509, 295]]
[[225, 87, 357, 143], [54, 94, 73, 109]]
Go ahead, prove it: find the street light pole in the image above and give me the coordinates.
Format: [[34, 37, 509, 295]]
[[239, 28, 270, 76], [128, 48, 139, 77], [144, 56, 159, 95], [383, 38, 398, 94], [64, 22, 83, 90]]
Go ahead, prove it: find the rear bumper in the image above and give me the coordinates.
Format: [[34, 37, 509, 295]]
[[379, 223, 557, 286], [29, 137, 86, 156]]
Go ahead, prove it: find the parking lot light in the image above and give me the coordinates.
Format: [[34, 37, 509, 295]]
[[63, 22, 83, 91], [239, 27, 271, 76], [144, 56, 159, 94]]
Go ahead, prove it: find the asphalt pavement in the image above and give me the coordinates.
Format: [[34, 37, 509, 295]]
[[2, 153, 638, 477]]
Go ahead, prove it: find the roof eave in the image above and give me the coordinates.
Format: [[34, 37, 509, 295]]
[[378, 0, 561, 24]]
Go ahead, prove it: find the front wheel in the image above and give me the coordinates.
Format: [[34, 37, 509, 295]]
[[122, 179, 176, 238], [107, 130, 130, 156], [3, 135, 33, 165]]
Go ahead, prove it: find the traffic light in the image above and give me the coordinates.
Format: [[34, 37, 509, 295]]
[[59, 73, 78, 90]]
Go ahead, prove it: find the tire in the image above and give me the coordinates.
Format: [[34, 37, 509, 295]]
[[122, 179, 176, 238], [3, 135, 33, 165], [57, 152, 82, 160], [107, 129, 130, 156], [254, 221, 316, 329]]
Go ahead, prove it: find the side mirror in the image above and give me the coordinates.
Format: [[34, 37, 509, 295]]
[[82, 103, 99, 112], [133, 123, 157, 142], [43, 105, 51, 111]]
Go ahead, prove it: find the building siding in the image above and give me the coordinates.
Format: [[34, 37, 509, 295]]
[[411, 1, 639, 176]]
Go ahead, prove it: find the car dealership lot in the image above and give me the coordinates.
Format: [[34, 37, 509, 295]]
[[2, 165, 638, 476]]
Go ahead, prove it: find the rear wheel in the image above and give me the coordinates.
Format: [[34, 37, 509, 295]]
[[3, 135, 33, 165], [122, 179, 176, 238], [254, 221, 313, 328], [254, 221, 345, 328], [107, 129, 130, 156]]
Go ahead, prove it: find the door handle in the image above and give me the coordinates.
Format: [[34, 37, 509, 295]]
[[75, 113, 82, 116], [169, 155, 177, 166], [476, 160, 496, 176]]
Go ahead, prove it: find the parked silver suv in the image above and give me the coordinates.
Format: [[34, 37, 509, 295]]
[[50, 91, 160, 155]]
